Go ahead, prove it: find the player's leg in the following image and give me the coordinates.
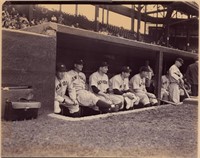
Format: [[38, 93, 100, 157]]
[[134, 92, 150, 108], [148, 93, 158, 106], [62, 95, 81, 117], [54, 100, 62, 114], [108, 94, 123, 111], [169, 83, 180, 103]]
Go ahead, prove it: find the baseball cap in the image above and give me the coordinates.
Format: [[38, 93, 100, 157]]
[[176, 58, 184, 64], [74, 59, 84, 65], [139, 66, 151, 72], [99, 61, 109, 67], [56, 63, 66, 72], [121, 66, 132, 73]]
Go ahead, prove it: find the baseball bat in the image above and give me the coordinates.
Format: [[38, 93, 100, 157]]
[[179, 83, 190, 98]]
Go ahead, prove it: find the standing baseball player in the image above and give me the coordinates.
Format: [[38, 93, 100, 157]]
[[168, 58, 184, 103], [54, 63, 80, 117], [67, 59, 117, 113], [129, 66, 158, 108], [110, 66, 140, 110], [89, 61, 123, 111], [185, 58, 198, 96]]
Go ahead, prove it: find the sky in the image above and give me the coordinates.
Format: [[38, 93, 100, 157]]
[[40, 4, 187, 34]]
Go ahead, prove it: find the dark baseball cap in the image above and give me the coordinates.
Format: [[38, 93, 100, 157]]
[[122, 66, 132, 73], [99, 61, 109, 67], [176, 58, 184, 64], [139, 66, 151, 72], [74, 59, 84, 65], [56, 63, 66, 72]]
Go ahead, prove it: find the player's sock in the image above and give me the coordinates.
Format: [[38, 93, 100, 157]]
[[96, 100, 112, 109], [144, 103, 151, 107], [69, 111, 81, 118], [134, 103, 144, 109], [152, 102, 158, 106]]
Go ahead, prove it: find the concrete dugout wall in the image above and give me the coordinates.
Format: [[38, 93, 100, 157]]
[[2, 29, 56, 111]]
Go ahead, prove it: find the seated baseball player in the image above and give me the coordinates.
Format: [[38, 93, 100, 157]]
[[109, 66, 140, 110], [89, 61, 123, 112], [54, 63, 80, 117], [67, 59, 117, 114], [129, 66, 158, 108], [161, 72, 170, 101]]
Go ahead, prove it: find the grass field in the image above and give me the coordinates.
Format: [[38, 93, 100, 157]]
[[1, 103, 197, 157]]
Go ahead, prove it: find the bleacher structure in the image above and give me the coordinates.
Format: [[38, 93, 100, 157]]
[[2, 2, 199, 109]]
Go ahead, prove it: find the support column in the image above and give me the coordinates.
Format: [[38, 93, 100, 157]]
[[75, 4, 78, 17], [107, 5, 109, 25], [137, 5, 141, 41], [95, 5, 99, 32], [166, 25, 170, 47], [131, 5, 135, 32], [28, 5, 33, 21], [59, 4, 62, 13], [155, 51, 163, 104], [102, 8, 104, 24], [186, 15, 190, 51], [144, 5, 147, 35]]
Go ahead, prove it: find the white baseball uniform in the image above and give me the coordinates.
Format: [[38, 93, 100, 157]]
[[54, 74, 79, 114], [168, 64, 183, 103], [129, 74, 158, 105], [161, 75, 170, 100], [110, 74, 139, 109], [146, 66, 154, 87], [89, 71, 123, 105], [67, 70, 99, 108]]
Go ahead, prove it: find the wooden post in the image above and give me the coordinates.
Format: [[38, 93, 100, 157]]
[[107, 5, 109, 25], [155, 51, 163, 104], [95, 5, 99, 32], [144, 5, 147, 35], [131, 5, 135, 32], [186, 15, 190, 51], [75, 4, 78, 17], [59, 4, 62, 13], [102, 8, 104, 24], [166, 24, 170, 47], [28, 5, 33, 21], [137, 5, 141, 41]]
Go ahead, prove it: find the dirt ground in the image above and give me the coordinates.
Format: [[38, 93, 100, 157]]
[[1, 103, 197, 158]]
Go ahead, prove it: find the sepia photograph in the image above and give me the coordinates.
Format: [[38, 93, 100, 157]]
[[1, 1, 199, 157]]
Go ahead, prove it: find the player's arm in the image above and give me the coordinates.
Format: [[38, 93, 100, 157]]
[[66, 76, 78, 105], [111, 78, 124, 95], [169, 66, 183, 81], [54, 80, 65, 103], [55, 91, 65, 103]]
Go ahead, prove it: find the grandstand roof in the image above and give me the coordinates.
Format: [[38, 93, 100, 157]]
[[98, 2, 198, 24]]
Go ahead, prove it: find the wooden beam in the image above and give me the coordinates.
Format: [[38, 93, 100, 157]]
[[145, 8, 168, 15], [155, 51, 163, 102], [98, 5, 183, 24]]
